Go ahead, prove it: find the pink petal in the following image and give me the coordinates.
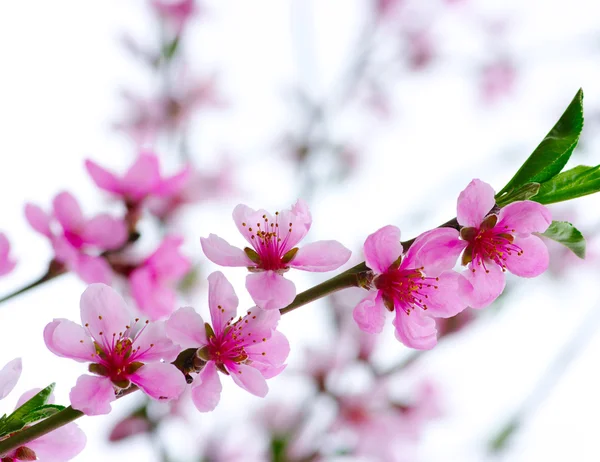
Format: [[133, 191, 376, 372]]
[[73, 254, 113, 285], [153, 165, 191, 197], [0, 358, 22, 400], [130, 267, 177, 320], [200, 234, 252, 267], [52, 192, 84, 232], [289, 240, 351, 272], [191, 362, 222, 412], [0, 233, 16, 276], [393, 309, 437, 350], [497, 201, 552, 234], [246, 330, 290, 374], [146, 236, 190, 280], [70, 375, 115, 416], [352, 292, 387, 334], [129, 363, 186, 401], [123, 153, 162, 200], [504, 235, 550, 277], [237, 306, 281, 346], [81, 214, 128, 249], [418, 271, 469, 318], [277, 199, 312, 249], [232, 204, 271, 245], [85, 159, 122, 195], [134, 322, 179, 362], [245, 271, 296, 311], [363, 225, 403, 274], [208, 271, 240, 334], [24, 203, 52, 237], [463, 263, 506, 309], [227, 363, 269, 397], [166, 306, 208, 348], [403, 228, 465, 276], [44, 319, 96, 362], [27, 422, 86, 462], [456, 179, 496, 227], [51, 236, 79, 265], [80, 284, 131, 343]]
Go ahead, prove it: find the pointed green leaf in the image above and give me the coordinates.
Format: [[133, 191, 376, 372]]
[[540, 221, 586, 259], [21, 404, 65, 424], [162, 36, 180, 61], [489, 419, 520, 453], [532, 164, 600, 204], [0, 383, 55, 435], [495, 182, 540, 207], [498, 89, 584, 196]]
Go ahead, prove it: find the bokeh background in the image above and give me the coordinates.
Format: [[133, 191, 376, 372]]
[[1, 0, 600, 460]]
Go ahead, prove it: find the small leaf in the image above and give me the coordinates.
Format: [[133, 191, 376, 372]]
[[498, 89, 584, 196], [495, 183, 540, 207], [540, 221, 586, 259], [162, 36, 180, 61], [533, 164, 600, 204], [22, 404, 65, 424], [0, 383, 56, 434], [489, 419, 520, 453]]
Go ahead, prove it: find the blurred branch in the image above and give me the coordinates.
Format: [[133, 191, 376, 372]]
[[0, 260, 66, 305]]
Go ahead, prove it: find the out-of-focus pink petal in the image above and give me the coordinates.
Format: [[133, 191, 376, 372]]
[[289, 240, 351, 272], [51, 236, 78, 265], [44, 319, 96, 362], [123, 153, 161, 200], [74, 254, 113, 285], [497, 201, 552, 234], [85, 159, 122, 195], [200, 234, 252, 267], [246, 271, 296, 311], [353, 292, 387, 334], [227, 363, 269, 397], [191, 362, 222, 412], [393, 309, 437, 350], [146, 236, 190, 280], [419, 271, 468, 318], [24, 203, 52, 237], [0, 358, 22, 400], [232, 204, 270, 245], [52, 192, 84, 232], [403, 228, 465, 276], [0, 233, 16, 277], [457, 179, 496, 227], [27, 422, 86, 462], [504, 235, 549, 277], [134, 322, 179, 362], [130, 267, 177, 320], [81, 215, 128, 249], [364, 225, 403, 274], [80, 284, 131, 343], [208, 271, 240, 333], [70, 375, 115, 416], [153, 166, 191, 196], [129, 363, 186, 401], [463, 263, 506, 309], [166, 306, 208, 348]]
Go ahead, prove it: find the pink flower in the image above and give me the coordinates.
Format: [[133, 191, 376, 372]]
[[481, 61, 515, 104], [44, 283, 186, 416], [353, 225, 469, 350], [455, 179, 552, 308], [85, 152, 190, 206], [129, 236, 191, 320], [201, 199, 352, 310], [151, 0, 198, 35], [25, 192, 127, 284], [0, 359, 86, 462], [0, 233, 16, 277], [166, 271, 290, 412]]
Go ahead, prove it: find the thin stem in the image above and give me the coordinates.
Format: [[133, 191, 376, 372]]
[[0, 261, 66, 305]]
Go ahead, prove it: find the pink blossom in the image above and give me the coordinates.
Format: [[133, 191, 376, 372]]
[[44, 284, 186, 416], [85, 152, 190, 206], [353, 225, 469, 350], [454, 179, 552, 308], [0, 359, 86, 461], [129, 236, 191, 320], [166, 271, 290, 412], [151, 0, 198, 35], [481, 61, 515, 104], [25, 192, 127, 284], [201, 199, 352, 310], [0, 233, 16, 277]]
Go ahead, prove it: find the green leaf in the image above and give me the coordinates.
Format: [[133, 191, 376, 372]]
[[533, 164, 600, 204], [540, 221, 586, 259], [489, 419, 520, 453], [0, 383, 55, 435], [162, 36, 180, 61], [495, 182, 540, 207], [22, 404, 65, 424], [498, 89, 584, 196]]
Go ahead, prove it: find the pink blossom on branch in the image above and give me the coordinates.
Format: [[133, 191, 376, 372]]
[[85, 152, 190, 207], [0, 359, 86, 461], [25, 192, 127, 284], [166, 271, 290, 412], [353, 225, 469, 350], [129, 235, 191, 320], [44, 284, 186, 416], [454, 179, 552, 308], [201, 199, 352, 310], [0, 233, 16, 277], [151, 0, 198, 35]]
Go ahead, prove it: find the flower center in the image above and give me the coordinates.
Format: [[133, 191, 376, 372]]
[[374, 266, 439, 314], [241, 212, 297, 271]]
